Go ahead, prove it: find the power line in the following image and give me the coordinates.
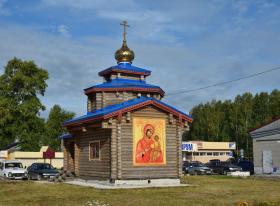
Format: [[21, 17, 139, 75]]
[[165, 66, 280, 96]]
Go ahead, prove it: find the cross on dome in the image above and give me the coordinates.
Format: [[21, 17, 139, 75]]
[[115, 20, 135, 64], [120, 20, 129, 42]]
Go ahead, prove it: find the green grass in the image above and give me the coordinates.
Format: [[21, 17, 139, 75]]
[[0, 176, 280, 206]]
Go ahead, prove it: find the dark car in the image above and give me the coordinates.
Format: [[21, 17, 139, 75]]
[[27, 163, 59, 180], [206, 160, 242, 175], [183, 161, 212, 175], [182, 161, 190, 174], [237, 160, 254, 175]]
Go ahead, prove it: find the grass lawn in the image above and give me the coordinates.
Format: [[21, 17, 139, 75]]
[[0, 176, 280, 206]]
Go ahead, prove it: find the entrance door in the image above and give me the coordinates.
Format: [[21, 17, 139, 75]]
[[68, 142, 75, 172], [263, 150, 272, 174]]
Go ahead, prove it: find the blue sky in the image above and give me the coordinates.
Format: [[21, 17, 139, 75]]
[[0, 0, 279, 118]]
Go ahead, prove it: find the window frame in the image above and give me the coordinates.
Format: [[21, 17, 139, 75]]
[[89, 140, 101, 161], [206, 152, 213, 156]]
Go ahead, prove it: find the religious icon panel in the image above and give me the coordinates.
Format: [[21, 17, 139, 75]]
[[133, 117, 166, 166]]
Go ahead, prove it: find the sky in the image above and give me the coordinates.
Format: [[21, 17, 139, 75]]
[[0, 0, 279, 118]]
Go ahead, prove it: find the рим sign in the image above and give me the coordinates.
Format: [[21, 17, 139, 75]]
[[182, 143, 197, 152]]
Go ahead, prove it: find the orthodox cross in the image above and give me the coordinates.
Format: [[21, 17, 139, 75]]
[[120, 20, 129, 42]]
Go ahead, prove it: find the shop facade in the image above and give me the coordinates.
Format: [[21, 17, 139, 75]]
[[182, 141, 236, 163]]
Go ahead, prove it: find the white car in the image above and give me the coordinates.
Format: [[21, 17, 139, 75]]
[[0, 160, 28, 180]]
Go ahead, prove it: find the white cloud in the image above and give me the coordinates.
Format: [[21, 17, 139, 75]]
[[57, 24, 71, 38]]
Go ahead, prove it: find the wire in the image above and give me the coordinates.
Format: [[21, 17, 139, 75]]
[[165, 66, 280, 96]]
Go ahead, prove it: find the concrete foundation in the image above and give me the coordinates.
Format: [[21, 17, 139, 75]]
[[65, 178, 189, 189]]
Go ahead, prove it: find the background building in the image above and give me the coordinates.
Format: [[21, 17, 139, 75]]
[[250, 116, 280, 175], [0, 145, 63, 168], [182, 141, 236, 163]]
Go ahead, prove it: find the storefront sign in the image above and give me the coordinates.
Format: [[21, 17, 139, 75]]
[[43, 148, 55, 159], [181, 142, 197, 152]]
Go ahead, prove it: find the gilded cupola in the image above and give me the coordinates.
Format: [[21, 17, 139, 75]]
[[115, 20, 135, 63]]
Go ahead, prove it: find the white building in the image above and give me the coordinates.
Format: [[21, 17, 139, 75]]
[[250, 117, 280, 175], [182, 141, 236, 163]]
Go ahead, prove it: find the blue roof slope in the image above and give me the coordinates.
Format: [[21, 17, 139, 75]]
[[58, 133, 72, 140], [99, 62, 151, 76], [63, 96, 192, 126], [84, 78, 161, 91]]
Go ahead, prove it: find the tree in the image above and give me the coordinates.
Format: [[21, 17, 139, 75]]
[[0, 58, 48, 151], [188, 90, 280, 159], [44, 105, 75, 151], [269, 89, 280, 118]]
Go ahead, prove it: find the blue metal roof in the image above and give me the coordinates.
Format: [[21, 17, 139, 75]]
[[84, 78, 161, 91], [99, 62, 151, 76], [63, 96, 192, 126], [58, 133, 73, 140]]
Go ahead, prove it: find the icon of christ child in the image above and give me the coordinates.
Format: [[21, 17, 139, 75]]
[[150, 135, 163, 162]]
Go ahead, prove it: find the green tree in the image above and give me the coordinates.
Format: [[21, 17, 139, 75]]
[[44, 105, 75, 151], [0, 57, 48, 151], [269, 89, 280, 118], [188, 90, 279, 160]]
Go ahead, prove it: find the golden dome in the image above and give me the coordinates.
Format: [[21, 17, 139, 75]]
[[115, 41, 135, 63]]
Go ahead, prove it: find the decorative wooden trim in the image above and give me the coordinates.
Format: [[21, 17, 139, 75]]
[[74, 138, 80, 176], [169, 114, 174, 124], [110, 120, 117, 180], [117, 111, 122, 123], [108, 118, 113, 124], [126, 112, 131, 122], [176, 124, 183, 178], [89, 140, 101, 161], [185, 121, 190, 131], [117, 123, 122, 179], [82, 126, 87, 132], [102, 92, 105, 108]]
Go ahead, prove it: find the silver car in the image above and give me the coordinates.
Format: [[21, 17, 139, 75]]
[[185, 162, 213, 175], [0, 160, 28, 180]]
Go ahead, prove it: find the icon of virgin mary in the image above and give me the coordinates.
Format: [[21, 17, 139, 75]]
[[135, 124, 155, 164]]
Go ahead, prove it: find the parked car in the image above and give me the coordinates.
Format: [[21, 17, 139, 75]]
[[0, 160, 28, 180], [206, 160, 242, 175], [237, 160, 254, 175], [183, 161, 212, 175], [27, 163, 59, 180], [182, 161, 190, 174]]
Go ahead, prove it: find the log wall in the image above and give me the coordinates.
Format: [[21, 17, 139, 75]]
[[110, 105, 181, 180], [64, 129, 111, 179]]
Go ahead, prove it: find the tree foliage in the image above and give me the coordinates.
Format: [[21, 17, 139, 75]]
[[188, 90, 280, 159], [43, 105, 75, 151], [0, 57, 49, 151]]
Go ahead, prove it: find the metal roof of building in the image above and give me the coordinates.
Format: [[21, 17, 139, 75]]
[[84, 78, 161, 91], [98, 62, 151, 76], [250, 117, 280, 138], [58, 133, 73, 140], [63, 96, 192, 127]]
